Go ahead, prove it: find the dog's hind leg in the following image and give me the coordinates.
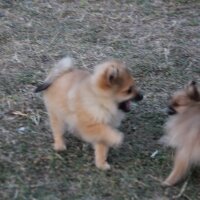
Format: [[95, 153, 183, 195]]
[[48, 111, 66, 151], [162, 150, 190, 186]]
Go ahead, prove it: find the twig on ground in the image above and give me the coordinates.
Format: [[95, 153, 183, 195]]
[[147, 174, 162, 183], [172, 179, 189, 199]]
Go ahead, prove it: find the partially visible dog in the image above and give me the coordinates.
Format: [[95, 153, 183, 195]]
[[161, 81, 200, 186], [35, 57, 143, 170]]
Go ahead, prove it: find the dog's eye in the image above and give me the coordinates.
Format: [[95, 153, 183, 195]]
[[173, 102, 179, 107], [126, 87, 132, 94]]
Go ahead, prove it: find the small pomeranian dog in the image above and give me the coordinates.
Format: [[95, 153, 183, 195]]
[[35, 57, 143, 170], [161, 81, 200, 186]]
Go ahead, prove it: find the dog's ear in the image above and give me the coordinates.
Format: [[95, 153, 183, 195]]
[[186, 81, 200, 101], [106, 66, 121, 86]]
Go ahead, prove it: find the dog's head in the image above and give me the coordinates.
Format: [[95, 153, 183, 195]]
[[167, 81, 200, 115], [93, 60, 143, 112]]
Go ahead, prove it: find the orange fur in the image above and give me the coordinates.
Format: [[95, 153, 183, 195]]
[[161, 81, 200, 186], [36, 57, 142, 169]]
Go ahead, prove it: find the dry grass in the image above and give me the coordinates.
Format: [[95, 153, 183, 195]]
[[0, 0, 200, 199]]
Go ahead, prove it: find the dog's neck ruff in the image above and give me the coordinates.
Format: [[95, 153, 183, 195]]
[[81, 83, 120, 124]]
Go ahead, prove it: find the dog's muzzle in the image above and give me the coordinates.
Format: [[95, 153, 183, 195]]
[[167, 106, 177, 115], [118, 100, 132, 112], [133, 93, 143, 102], [118, 92, 143, 112]]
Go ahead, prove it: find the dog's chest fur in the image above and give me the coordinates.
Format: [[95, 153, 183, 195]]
[[162, 110, 200, 157], [66, 83, 124, 129]]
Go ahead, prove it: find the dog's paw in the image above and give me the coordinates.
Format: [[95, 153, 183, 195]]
[[96, 162, 111, 170], [162, 178, 175, 187], [162, 180, 172, 187], [54, 142, 66, 151]]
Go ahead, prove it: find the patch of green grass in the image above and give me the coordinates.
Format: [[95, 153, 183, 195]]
[[173, 0, 199, 3], [16, 71, 37, 85], [0, 30, 11, 45], [136, 0, 153, 5], [79, 0, 88, 7], [0, 163, 12, 183], [192, 67, 200, 74], [188, 18, 199, 26]]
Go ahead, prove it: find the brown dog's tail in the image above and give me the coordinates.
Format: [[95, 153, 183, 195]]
[[34, 57, 74, 93], [34, 82, 51, 93]]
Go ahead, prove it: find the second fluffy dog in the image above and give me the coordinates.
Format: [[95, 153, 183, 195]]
[[161, 81, 200, 186], [35, 57, 143, 170]]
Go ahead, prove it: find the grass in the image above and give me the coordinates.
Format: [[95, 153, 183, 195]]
[[0, 0, 200, 199]]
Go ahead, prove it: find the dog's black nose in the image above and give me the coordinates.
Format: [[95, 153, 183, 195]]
[[133, 93, 143, 102], [167, 106, 176, 115]]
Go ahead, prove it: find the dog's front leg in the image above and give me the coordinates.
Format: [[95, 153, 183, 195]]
[[162, 149, 190, 186], [94, 142, 110, 170], [80, 123, 124, 147]]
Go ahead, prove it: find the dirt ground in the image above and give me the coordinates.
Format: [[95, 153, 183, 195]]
[[0, 0, 200, 199]]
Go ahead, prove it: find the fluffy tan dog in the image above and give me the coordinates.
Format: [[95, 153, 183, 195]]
[[161, 81, 200, 186], [35, 57, 143, 170]]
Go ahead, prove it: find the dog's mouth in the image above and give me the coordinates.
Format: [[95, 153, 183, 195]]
[[118, 93, 143, 112], [167, 106, 177, 115], [118, 100, 132, 112]]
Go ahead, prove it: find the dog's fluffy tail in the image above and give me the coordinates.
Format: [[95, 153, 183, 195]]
[[34, 57, 74, 93]]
